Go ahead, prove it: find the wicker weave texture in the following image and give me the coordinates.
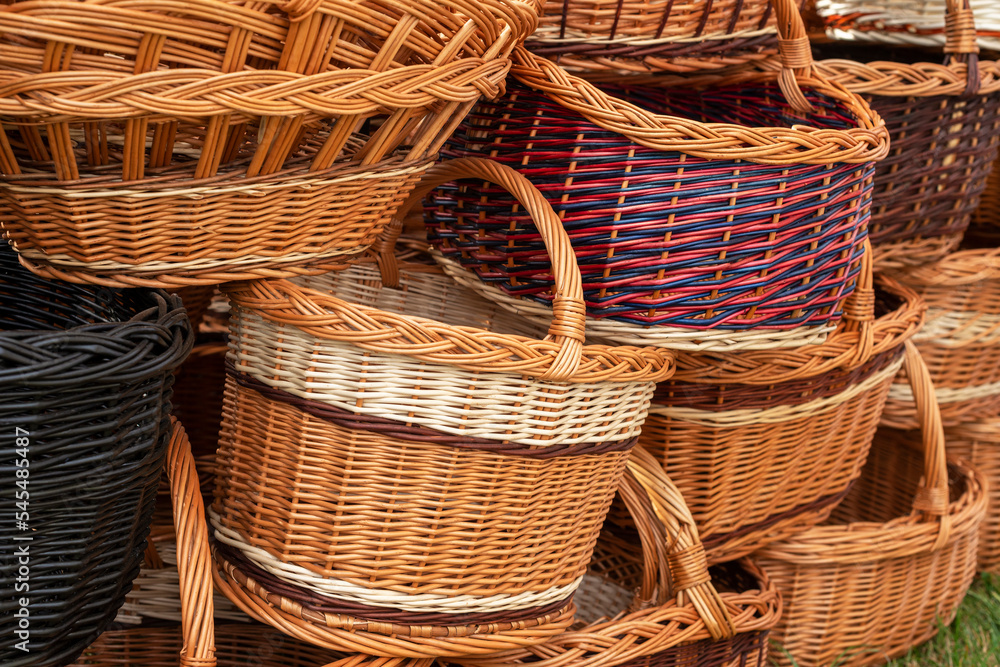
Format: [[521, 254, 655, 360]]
[[0, 0, 537, 286], [883, 248, 1000, 428], [0, 245, 193, 666], [642, 347, 903, 564], [816, 0, 1000, 51], [527, 0, 787, 74], [425, 47, 886, 350], [756, 343, 987, 667], [170, 341, 228, 459], [449, 446, 781, 667], [946, 418, 1000, 575]]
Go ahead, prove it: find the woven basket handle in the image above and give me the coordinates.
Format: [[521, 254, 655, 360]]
[[770, 0, 819, 113], [622, 447, 737, 640], [900, 341, 953, 550], [838, 239, 876, 369], [945, 0, 981, 95], [380, 157, 587, 382], [166, 418, 216, 667]]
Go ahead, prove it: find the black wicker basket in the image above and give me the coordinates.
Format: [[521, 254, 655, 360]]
[[0, 244, 193, 666]]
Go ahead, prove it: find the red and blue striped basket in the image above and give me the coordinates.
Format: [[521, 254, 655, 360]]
[[422, 46, 889, 352]]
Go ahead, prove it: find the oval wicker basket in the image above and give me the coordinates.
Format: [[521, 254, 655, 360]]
[[526, 0, 798, 74], [211, 157, 673, 658], [446, 445, 781, 667], [945, 418, 1000, 576], [755, 341, 987, 667], [815, 0, 1000, 52], [639, 247, 926, 564], [807, 0, 1000, 268], [423, 10, 889, 352], [882, 248, 1000, 429], [0, 0, 538, 287], [0, 243, 192, 666]]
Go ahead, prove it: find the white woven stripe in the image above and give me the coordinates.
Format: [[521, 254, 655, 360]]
[[232, 308, 654, 446], [914, 309, 1000, 347], [432, 252, 836, 352], [15, 247, 363, 273], [649, 355, 903, 427], [816, 0, 1000, 50], [211, 512, 584, 614], [889, 378, 1000, 404]]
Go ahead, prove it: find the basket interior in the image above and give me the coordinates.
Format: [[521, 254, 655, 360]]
[[829, 430, 967, 526], [0, 243, 147, 330], [291, 254, 549, 339]]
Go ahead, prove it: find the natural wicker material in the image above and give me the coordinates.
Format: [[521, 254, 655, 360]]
[[816, 0, 1000, 51], [527, 0, 788, 74], [882, 248, 1000, 429], [946, 418, 1000, 575], [0, 244, 193, 667], [967, 154, 1000, 245], [0, 0, 538, 287], [755, 342, 987, 667], [807, 0, 1000, 267], [638, 246, 926, 563], [74, 623, 436, 667], [172, 286, 217, 334], [212, 157, 672, 658], [447, 446, 781, 667], [424, 28, 888, 352]]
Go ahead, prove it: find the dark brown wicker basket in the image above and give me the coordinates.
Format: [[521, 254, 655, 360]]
[[0, 242, 193, 666]]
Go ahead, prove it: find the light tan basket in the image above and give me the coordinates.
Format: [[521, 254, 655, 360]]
[[756, 342, 988, 666], [946, 417, 1000, 575]]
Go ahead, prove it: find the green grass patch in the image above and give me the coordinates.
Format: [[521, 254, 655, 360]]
[[772, 573, 1000, 666]]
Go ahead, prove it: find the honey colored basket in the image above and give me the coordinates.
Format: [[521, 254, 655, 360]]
[[80, 420, 435, 667], [945, 418, 1000, 575], [642, 250, 926, 562], [882, 248, 1000, 429], [639, 244, 926, 564], [0, 0, 538, 288], [448, 445, 781, 667], [755, 341, 987, 667], [526, 0, 798, 74], [210, 157, 673, 659]]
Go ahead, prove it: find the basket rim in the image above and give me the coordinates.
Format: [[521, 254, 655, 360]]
[[223, 267, 675, 385], [669, 273, 925, 383], [508, 47, 890, 165]]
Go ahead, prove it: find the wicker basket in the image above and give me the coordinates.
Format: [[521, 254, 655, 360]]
[[526, 0, 800, 74], [170, 341, 228, 460], [210, 157, 673, 658], [447, 445, 781, 667], [967, 154, 1000, 245], [805, 0, 1000, 267], [755, 341, 988, 667], [946, 418, 1000, 575], [639, 246, 926, 564], [423, 7, 889, 353], [815, 0, 1000, 52], [0, 243, 193, 666], [0, 0, 538, 288], [882, 248, 1000, 429]]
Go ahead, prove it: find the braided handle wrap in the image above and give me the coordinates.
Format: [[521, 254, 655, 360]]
[[626, 447, 736, 640], [167, 418, 217, 667]]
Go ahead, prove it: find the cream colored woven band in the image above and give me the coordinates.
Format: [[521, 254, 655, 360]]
[[432, 251, 836, 352], [211, 512, 584, 614], [914, 309, 1000, 347], [889, 378, 1000, 405], [649, 355, 903, 427]]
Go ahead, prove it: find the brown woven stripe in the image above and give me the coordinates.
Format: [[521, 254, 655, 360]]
[[700, 483, 857, 552], [214, 542, 575, 628], [654, 348, 903, 411], [230, 365, 638, 458]]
